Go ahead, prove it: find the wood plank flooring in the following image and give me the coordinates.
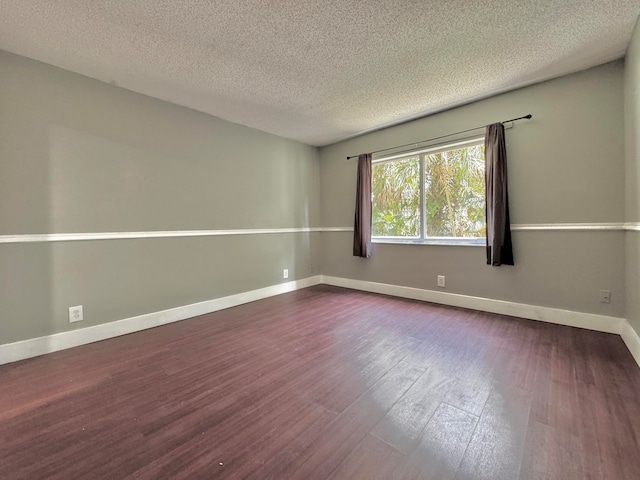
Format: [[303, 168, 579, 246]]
[[1, 285, 640, 479]]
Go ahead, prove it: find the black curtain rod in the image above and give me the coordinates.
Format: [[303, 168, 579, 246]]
[[346, 114, 532, 160]]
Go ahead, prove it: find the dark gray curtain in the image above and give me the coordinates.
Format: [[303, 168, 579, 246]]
[[485, 123, 514, 266], [353, 153, 372, 258]]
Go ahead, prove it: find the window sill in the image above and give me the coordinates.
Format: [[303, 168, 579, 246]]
[[372, 238, 484, 247]]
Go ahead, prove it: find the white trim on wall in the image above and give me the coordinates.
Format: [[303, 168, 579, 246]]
[[1, 274, 638, 369], [1, 223, 636, 244], [321, 275, 639, 369], [0, 276, 322, 365], [621, 322, 640, 368], [512, 223, 625, 231], [323, 223, 630, 233], [321, 276, 625, 334], [319, 227, 353, 232], [0, 227, 325, 244]]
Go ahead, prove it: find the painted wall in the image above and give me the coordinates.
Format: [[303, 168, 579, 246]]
[[320, 62, 626, 319], [626, 17, 640, 338], [0, 50, 321, 344], [0, 48, 632, 348]]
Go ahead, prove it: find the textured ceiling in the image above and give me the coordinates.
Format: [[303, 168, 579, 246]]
[[1, 1, 639, 146]]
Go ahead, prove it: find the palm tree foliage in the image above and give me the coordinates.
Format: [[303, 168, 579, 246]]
[[372, 156, 421, 237], [372, 144, 485, 238]]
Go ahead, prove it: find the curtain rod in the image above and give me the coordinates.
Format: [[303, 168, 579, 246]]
[[346, 114, 532, 160]]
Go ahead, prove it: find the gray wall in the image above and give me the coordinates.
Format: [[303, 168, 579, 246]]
[[626, 17, 640, 337], [320, 62, 626, 318], [0, 47, 634, 348], [0, 50, 321, 344]]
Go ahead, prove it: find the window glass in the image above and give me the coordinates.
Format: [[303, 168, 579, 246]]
[[424, 144, 485, 238], [372, 156, 420, 237], [372, 139, 485, 244]]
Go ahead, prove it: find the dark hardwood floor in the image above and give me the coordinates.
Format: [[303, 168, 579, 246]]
[[1, 285, 640, 479]]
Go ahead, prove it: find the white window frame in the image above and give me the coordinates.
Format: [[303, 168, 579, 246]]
[[372, 136, 485, 247]]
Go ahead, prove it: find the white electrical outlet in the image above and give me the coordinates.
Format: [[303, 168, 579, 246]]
[[283, 269, 289, 279], [599, 289, 611, 304], [437, 275, 446, 288], [69, 305, 84, 323]]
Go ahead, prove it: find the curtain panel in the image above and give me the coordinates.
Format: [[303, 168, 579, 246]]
[[485, 123, 514, 266], [353, 153, 372, 258]]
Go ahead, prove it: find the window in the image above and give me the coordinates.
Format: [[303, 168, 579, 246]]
[[371, 137, 485, 245]]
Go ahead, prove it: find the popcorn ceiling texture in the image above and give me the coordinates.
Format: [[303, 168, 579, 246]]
[[0, 0, 639, 146]]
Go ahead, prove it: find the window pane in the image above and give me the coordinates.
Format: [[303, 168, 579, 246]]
[[424, 144, 485, 238], [372, 156, 420, 237]]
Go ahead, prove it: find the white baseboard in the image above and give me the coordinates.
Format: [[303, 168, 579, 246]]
[[321, 275, 640, 369], [621, 322, 640, 368], [321, 276, 625, 335], [0, 276, 322, 366], [2, 274, 639, 370]]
